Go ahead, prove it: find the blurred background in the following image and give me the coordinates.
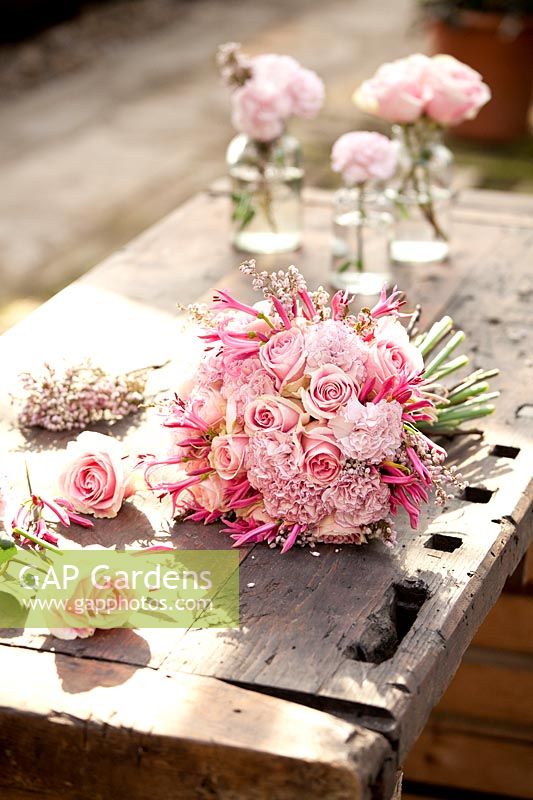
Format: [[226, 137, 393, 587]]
[[1, 0, 531, 336], [0, 2, 532, 798]]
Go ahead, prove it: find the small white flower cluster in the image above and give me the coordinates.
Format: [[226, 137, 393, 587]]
[[216, 42, 252, 89], [240, 259, 308, 313], [18, 362, 149, 432]]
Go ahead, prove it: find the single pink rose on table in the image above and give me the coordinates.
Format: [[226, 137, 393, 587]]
[[331, 131, 399, 185], [353, 53, 432, 124], [425, 55, 491, 126], [302, 364, 357, 420], [209, 434, 249, 480], [330, 397, 403, 464], [244, 394, 307, 434], [49, 571, 134, 640], [259, 326, 306, 390], [366, 317, 424, 389], [301, 424, 343, 485], [58, 431, 134, 519]]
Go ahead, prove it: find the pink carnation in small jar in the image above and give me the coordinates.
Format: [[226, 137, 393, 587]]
[[353, 53, 432, 124], [244, 394, 307, 434], [209, 434, 249, 481], [425, 54, 491, 127], [58, 431, 134, 519], [331, 131, 399, 185], [231, 80, 290, 142], [259, 327, 306, 390], [301, 424, 343, 485], [288, 67, 325, 118], [302, 364, 357, 420]]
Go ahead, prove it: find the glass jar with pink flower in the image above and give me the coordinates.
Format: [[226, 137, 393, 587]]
[[329, 131, 396, 296], [218, 43, 324, 255], [353, 53, 491, 265], [386, 120, 453, 264]]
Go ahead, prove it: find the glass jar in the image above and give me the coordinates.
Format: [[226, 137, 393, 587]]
[[329, 186, 394, 296], [387, 123, 453, 265], [226, 133, 304, 254]]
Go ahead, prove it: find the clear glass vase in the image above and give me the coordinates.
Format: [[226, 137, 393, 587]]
[[387, 122, 453, 265], [329, 186, 393, 296], [226, 133, 304, 254]]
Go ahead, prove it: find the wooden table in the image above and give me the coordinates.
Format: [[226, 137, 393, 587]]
[[0, 187, 532, 800]]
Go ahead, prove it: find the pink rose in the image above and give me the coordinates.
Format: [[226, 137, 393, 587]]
[[231, 80, 290, 142], [289, 67, 325, 118], [302, 364, 357, 419], [315, 514, 364, 544], [425, 55, 491, 126], [301, 424, 343, 485], [187, 474, 227, 514], [367, 317, 424, 388], [189, 387, 226, 429], [259, 327, 306, 390], [209, 434, 248, 480], [244, 394, 307, 434], [331, 131, 399, 185], [353, 54, 432, 124], [58, 432, 134, 519], [49, 571, 134, 640]]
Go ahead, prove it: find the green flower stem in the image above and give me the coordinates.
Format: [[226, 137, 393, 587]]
[[416, 316, 453, 356], [423, 330, 465, 379], [444, 380, 490, 406], [356, 183, 366, 273], [12, 527, 63, 554], [448, 368, 500, 398], [426, 354, 470, 383]]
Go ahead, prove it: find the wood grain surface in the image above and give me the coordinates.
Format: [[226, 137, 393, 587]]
[[0, 187, 532, 798]]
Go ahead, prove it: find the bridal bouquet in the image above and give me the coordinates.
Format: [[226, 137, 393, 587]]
[[145, 262, 496, 552]]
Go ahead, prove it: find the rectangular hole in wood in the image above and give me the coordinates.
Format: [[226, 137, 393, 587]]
[[425, 533, 462, 553], [490, 444, 520, 459], [344, 580, 429, 665], [464, 486, 494, 504]]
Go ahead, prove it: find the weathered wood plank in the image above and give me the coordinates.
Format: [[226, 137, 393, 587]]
[[0, 645, 393, 800], [0, 188, 532, 797]]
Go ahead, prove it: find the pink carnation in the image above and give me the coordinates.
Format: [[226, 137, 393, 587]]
[[323, 468, 390, 526], [329, 398, 403, 464], [231, 80, 289, 142], [288, 67, 325, 118], [221, 356, 275, 423], [425, 54, 491, 126], [331, 131, 399, 185], [246, 430, 331, 525], [304, 320, 368, 384]]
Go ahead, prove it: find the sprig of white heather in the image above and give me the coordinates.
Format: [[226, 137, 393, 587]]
[[17, 361, 157, 432], [216, 42, 252, 89], [240, 259, 308, 314]]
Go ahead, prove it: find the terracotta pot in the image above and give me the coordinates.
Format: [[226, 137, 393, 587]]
[[427, 11, 533, 142]]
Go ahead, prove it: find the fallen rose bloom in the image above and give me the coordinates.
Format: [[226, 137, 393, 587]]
[[58, 431, 135, 519]]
